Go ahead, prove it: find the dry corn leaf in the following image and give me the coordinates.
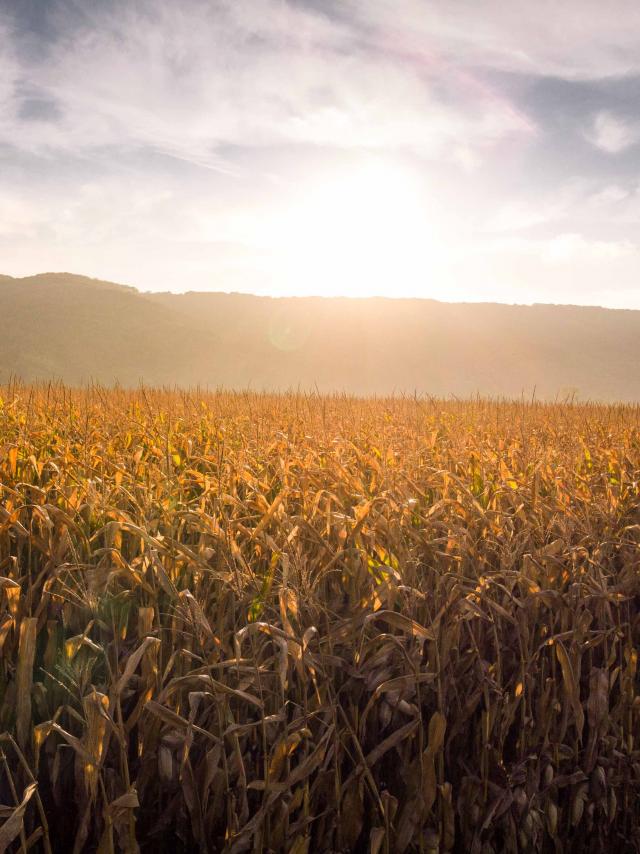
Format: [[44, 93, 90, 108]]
[[0, 782, 37, 851]]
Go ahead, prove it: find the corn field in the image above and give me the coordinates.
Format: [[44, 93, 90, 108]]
[[0, 384, 639, 853]]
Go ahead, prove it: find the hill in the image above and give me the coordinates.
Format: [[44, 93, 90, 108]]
[[1, 272, 639, 400], [0, 273, 221, 387]]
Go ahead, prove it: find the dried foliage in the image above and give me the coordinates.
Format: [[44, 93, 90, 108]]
[[0, 383, 639, 852]]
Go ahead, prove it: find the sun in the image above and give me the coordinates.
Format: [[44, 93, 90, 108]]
[[271, 159, 438, 298]]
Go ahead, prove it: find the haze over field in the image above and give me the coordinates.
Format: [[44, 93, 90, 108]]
[[3, 0, 640, 308], [2, 272, 640, 401]]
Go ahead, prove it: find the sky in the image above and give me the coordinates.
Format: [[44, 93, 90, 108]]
[[2, 0, 640, 307]]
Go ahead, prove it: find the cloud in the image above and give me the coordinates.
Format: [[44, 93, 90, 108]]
[[350, 1, 640, 80], [0, 0, 534, 170], [0, 16, 21, 112], [584, 111, 640, 153], [3, 2, 639, 169], [17, 93, 63, 123], [485, 184, 583, 233]]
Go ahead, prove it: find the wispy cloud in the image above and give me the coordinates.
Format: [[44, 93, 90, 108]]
[[1, 0, 536, 168], [354, 0, 640, 80]]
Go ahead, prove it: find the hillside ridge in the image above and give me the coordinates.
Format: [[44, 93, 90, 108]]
[[1, 272, 639, 400]]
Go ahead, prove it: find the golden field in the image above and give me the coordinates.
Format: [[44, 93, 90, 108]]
[[0, 384, 639, 853]]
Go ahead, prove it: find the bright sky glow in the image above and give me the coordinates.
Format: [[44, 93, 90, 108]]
[[260, 160, 438, 297], [3, 0, 640, 307]]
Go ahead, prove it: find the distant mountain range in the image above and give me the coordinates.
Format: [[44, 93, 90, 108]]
[[1, 272, 639, 401]]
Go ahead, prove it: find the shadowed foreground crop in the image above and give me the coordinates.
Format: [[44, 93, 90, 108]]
[[0, 385, 639, 852]]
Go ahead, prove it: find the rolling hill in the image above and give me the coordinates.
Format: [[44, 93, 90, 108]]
[[1, 272, 639, 400]]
